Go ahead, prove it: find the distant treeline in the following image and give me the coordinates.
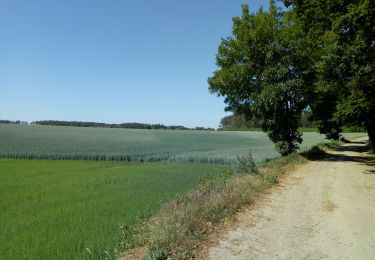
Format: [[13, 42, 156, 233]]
[[0, 120, 29, 125], [30, 120, 215, 131]]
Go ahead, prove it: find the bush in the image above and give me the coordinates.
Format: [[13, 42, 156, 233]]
[[301, 145, 326, 160], [143, 249, 168, 260], [235, 152, 260, 176]]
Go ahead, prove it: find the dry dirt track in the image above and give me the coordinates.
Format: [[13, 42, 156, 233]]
[[209, 139, 375, 260]]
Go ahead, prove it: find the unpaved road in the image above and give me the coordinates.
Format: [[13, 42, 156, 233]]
[[210, 139, 375, 260]]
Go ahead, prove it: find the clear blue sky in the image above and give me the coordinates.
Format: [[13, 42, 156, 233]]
[[0, 0, 269, 128]]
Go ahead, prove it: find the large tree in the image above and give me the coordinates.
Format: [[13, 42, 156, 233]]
[[208, 1, 313, 155], [284, 0, 375, 143]]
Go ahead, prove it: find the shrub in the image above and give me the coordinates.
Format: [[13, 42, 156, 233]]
[[143, 249, 168, 260], [235, 151, 260, 176]]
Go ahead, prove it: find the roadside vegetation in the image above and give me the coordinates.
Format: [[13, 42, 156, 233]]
[[118, 142, 344, 259]]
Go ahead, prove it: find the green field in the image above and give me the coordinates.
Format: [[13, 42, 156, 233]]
[[0, 125, 367, 259], [0, 159, 231, 259], [0, 124, 365, 163]]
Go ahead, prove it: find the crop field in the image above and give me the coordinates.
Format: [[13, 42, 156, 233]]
[[0, 125, 366, 163], [0, 159, 231, 259], [0, 125, 367, 259]]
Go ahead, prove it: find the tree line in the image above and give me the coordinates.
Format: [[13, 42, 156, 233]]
[[0, 120, 28, 125], [209, 0, 374, 155], [30, 120, 215, 131], [0, 119, 215, 131]]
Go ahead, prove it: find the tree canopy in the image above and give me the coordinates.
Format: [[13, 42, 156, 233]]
[[209, 0, 374, 154], [284, 0, 375, 142], [209, 1, 313, 155]]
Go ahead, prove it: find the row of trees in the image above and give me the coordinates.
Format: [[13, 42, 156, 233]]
[[209, 0, 374, 155], [0, 120, 28, 125], [219, 111, 316, 130], [31, 120, 215, 131]]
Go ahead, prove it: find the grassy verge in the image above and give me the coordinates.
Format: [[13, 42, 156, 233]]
[[118, 152, 314, 259], [118, 140, 357, 259]]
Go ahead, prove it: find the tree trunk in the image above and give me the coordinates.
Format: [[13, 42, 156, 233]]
[[366, 122, 374, 144]]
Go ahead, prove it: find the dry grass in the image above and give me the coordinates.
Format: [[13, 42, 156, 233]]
[[118, 153, 307, 259], [146, 174, 267, 257]]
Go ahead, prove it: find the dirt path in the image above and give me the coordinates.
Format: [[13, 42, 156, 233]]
[[209, 139, 375, 259]]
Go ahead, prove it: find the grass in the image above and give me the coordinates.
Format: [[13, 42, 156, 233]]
[[122, 152, 307, 259], [132, 138, 370, 259], [0, 159, 231, 260], [0, 125, 367, 259], [0, 124, 366, 163], [123, 140, 354, 259]]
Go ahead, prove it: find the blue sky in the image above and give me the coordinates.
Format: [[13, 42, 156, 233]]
[[0, 0, 269, 128]]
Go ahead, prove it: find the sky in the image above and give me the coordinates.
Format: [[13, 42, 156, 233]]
[[0, 0, 270, 128]]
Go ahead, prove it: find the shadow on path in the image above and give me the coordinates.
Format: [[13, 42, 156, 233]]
[[364, 169, 375, 174], [302, 141, 370, 164]]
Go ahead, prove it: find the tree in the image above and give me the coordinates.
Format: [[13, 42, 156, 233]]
[[208, 1, 312, 155], [284, 0, 375, 143]]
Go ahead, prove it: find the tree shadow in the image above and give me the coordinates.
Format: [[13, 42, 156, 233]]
[[320, 153, 368, 163], [364, 169, 375, 174], [301, 141, 369, 163], [348, 141, 367, 145], [300, 141, 375, 176], [334, 144, 367, 153]]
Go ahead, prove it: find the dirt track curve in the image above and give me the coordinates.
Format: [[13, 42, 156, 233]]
[[209, 138, 375, 260]]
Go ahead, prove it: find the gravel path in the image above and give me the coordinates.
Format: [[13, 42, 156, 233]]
[[209, 138, 375, 260]]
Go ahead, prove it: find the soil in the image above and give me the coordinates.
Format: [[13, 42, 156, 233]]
[[209, 138, 375, 259]]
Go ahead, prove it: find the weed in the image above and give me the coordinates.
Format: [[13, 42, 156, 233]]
[[235, 151, 260, 176], [143, 249, 168, 260]]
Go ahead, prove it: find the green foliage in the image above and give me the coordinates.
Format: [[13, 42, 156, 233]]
[[208, 2, 313, 155], [301, 145, 327, 160], [115, 209, 151, 254], [219, 110, 316, 131], [285, 0, 375, 142], [143, 249, 168, 260], [235, 151, 260, 175], [0, 159, 230, 260], [211, 0, 373, 147], [219, 114, 263, 130]]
